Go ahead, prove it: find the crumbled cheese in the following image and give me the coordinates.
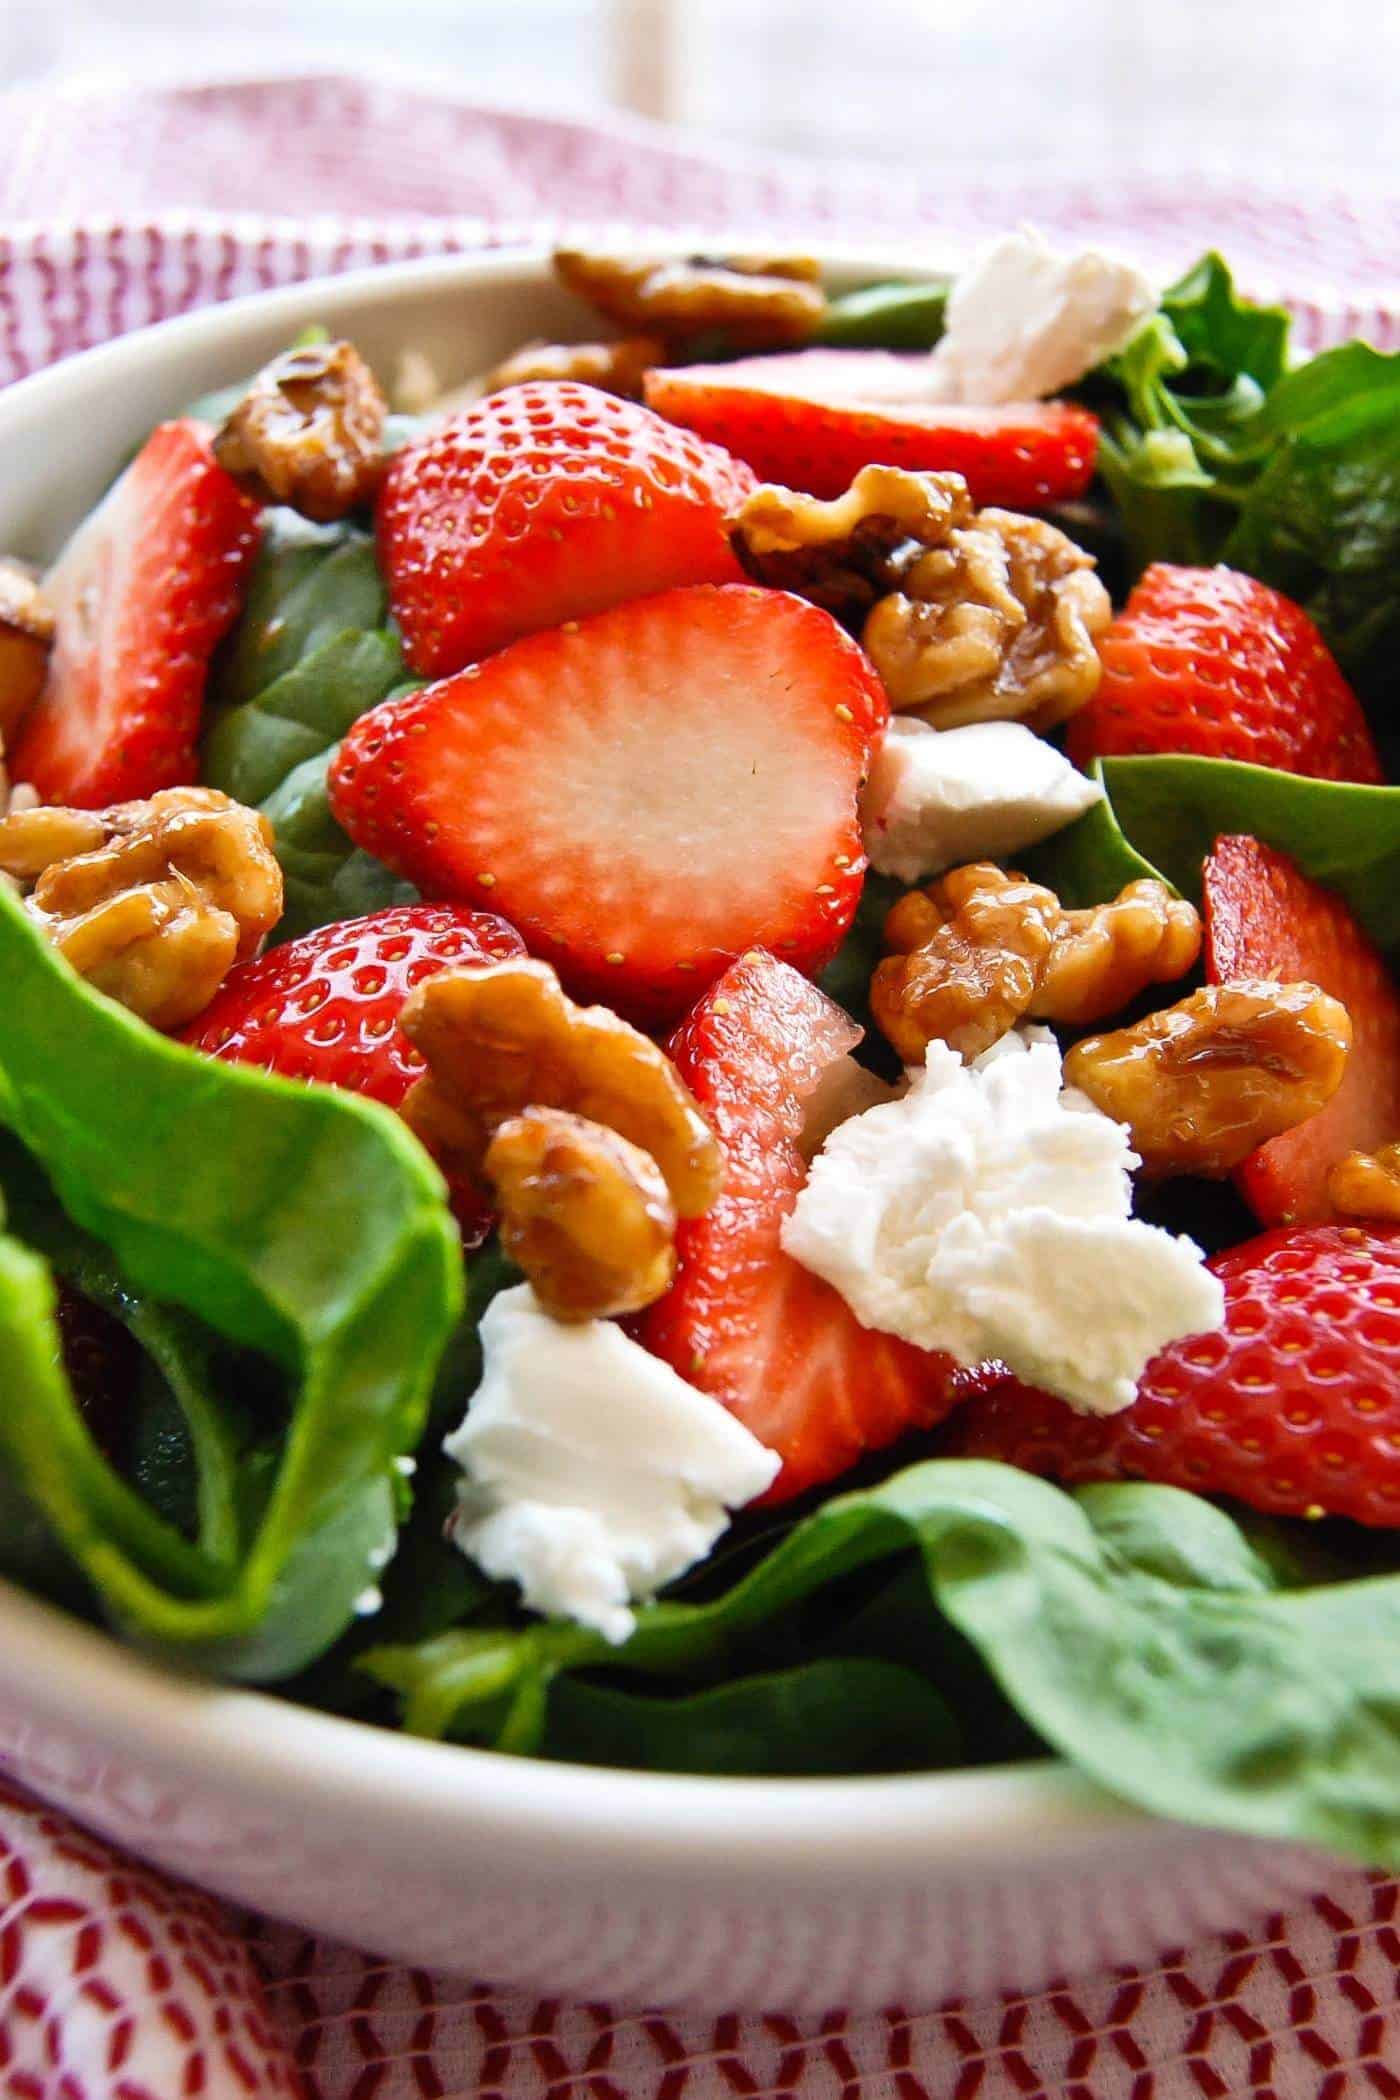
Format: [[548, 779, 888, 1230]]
[[783, 1029, 1224, 1413], [443, 1285, 779, 1642], [928, 227, 1157, 405], [860, 718, 1103, 883]]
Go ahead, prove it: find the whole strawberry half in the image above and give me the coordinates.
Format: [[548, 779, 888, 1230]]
[[637, 950, 960, 1501], [184, 901, 525, 1242], [329, 583, 887, 1025], [13, 421, 261, 807], [1204, 834, 1400, 1226], [377, 379, 757, 677], [948, 1224, 1400, 1527], [1067, 563, 1384, 783], [643, 350, 1099, 506]]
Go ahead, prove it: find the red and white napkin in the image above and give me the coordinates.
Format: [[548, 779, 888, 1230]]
[[3, 70, 1400, 2098]]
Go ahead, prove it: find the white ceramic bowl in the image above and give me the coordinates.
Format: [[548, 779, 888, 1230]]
[[0, 251, 1362, 2011]]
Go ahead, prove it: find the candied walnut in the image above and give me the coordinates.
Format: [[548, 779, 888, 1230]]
[[485, 1107, 677, 1321], [17, 787, 282, 1030], [554, 249, 825, 350], [730, 467, 973, 622], [0, 558, 54, 743], [475, 335, 668, 402], [1064, 981, 1352, 1177], [213, 339, 387, 522], [1328, 1143, 1400, 1221], [399, 957, 723, 1217], [1031, 880, 1203, 1027], [872, 862, 1061, 1065], [863, 508, 1110, 730]]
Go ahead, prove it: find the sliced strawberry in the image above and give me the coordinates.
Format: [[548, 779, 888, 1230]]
[[1067, 563, 1384, 783], [643, 351, 1099, 506], [637, 951, 960, 1501], [329, 583, 886, 1025], [377, 380, 756, 678], [1204, 835, 1400, 1226], [948, 1224, 1400, 1526], [13, 422, 261, 807], [183, 902, 525, 1243]]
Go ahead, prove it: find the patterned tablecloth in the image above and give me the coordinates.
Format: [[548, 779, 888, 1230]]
[[2, 70, 1400, 2099]]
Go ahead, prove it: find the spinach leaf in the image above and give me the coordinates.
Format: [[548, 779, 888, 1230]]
[[203, 628, 404, 807], [211, 511, 390, 713], [546, 1659, 961, 1776], [259, 747, 416, 944], [0, 885, 461, 1678], [817, 870, 902, 1036], [1022, 760, 1167, 907], [817, 281, 949, 350], [367, 1457, 1400, 1863]]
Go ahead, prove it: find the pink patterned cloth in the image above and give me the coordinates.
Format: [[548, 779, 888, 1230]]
[[4, 69, 1400, 2100]]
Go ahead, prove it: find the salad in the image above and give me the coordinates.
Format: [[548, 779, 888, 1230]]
[[1, 231, 1399, 1863]]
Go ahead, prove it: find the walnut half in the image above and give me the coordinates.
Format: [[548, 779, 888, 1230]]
[[214, 340, 387, 522], [0, 559, 54, 744], [474, 335, 668, 403], [554, 249, 825, 350], [4, 786, 283, 1030], [1328, 1143, 1400, 1221], [730, 467, 973, 623], [1064, 981, 1352, 1177]]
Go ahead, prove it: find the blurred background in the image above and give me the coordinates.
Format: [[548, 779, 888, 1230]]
[[5, 0, 1397, 184]]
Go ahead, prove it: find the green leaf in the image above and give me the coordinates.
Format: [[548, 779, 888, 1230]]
[[203, 628, 404, 807], [546, 1659, 962, 1776], [367, 1457, 1400, 1863], [817, 280, 949, 350], [1022, 759, 1167, 907], [1162, 251, 1290, 393], [260, 747, 416, 944], [816, 869, 903, 1037], [211, 511, 390, 713], [0, 885, 461, 1678]]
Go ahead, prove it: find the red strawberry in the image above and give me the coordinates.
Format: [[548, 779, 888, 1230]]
[[329, 583, 886, 1025], [377, 380, 756, 678], [1067, 563, 1384, 783], [13, 421, 261, 808], [948, 1223, 1400, 1527], [643, 350, 1099, 506], [637, 951, 959, 1501], [1204, 835, 1400, 1226], [184, 902, 525, 1243]]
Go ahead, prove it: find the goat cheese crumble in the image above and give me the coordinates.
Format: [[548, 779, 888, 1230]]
[[929, 227, 1157, 405], [861, 718, 1104, 882], [782, 1028, 1224, 1412], [443, 1284, 779, 1642]]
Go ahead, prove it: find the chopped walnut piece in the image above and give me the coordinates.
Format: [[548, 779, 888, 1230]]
[[862, 507, 1111, 730], [485, 1107, 678, 1321], [13, 786, 283, 1030], [1031, 880, 1203, 1027], [554, 249, 825, 350], [872, 862, 1061, 1065], [0, 559, 54, 743], [1327, 1143, 1400, 1221], [1064, 980, 1352, 1178], [475, 335, 669, 402], [213, 339, 387, 522], [399, 957, 723, 1218], [730, 467, 973, 622]]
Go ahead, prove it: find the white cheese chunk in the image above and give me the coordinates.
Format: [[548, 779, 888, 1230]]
[[929, 227, 1157, 405], [861, 718, 1103, 882], [784, 1029, 1224, 1413], [443, 1285, 779, 1643]]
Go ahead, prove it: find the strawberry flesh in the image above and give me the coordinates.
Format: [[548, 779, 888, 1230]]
[[329, 583, 887, 1025], [1204, 834, 1400, 1225], [638, 950, 961, 1500], [643, 350, 1099, 506], [14, 421, 261, 808]]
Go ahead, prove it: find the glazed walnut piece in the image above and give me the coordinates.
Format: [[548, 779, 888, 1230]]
[[863, 506, 1111, 730], [213, 339, 387, 523], [1328, 1143, 1400, 1221], [1064, 980, 1352, 1178], [485, 1108, 679, 1320], [6, 786, 283, 1030], [1031, 880, 1203, 1028], [553, 248, 826, 351], [474, 334, 669, 403], [872, 863, 1061, 1065], [730, 467, 974, 623], [400, 958, 722, 1314], [0, 559, 54, 744]]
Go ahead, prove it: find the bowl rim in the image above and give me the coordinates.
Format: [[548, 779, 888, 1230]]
[[0, 243, 1226, 1882]]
